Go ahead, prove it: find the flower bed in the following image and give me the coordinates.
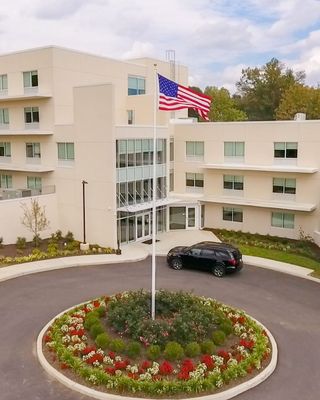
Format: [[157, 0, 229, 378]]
[[43, 290, 271, 397]]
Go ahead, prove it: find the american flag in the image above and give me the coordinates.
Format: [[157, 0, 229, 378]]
[[158, 74, 212, 121]]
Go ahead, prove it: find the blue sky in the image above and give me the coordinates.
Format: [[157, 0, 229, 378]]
[[1, 0, 320, 92]]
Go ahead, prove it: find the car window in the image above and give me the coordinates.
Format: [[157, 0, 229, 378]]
[[190, 248, 201, 256], [215, 250, 228, 259], [200, 249, 215, 257]]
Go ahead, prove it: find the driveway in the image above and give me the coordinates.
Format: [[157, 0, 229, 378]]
[[0, 257, 319, 400]]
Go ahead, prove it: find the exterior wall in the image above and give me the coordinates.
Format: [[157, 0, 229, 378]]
[[172, 120, 320, 241], [0, 194, 58, 244]]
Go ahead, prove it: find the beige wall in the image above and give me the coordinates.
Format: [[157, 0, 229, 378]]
[[0, 194, 58, 244]]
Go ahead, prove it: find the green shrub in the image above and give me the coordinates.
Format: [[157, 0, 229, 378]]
[[65, 240, 79, 251], [33, 234, 41, 247], [212, 330, 226, 345], [64, 231, 74, 242], [200, 340, 216, 354], [146, 344, 161, 361], [95, 306, 106, 317], [164, 341, 184, 361], [109, 338, 126, 353], [184, 342, 201, 357], [219, 320, 233, 336], [95, 333, 110, 349], [16, 237, 26, 249], [0, 237, 3, 247], [89, 323, 104, 339], [83, 312, 100, 330], [126, 341, 142, 359], [55, 230, 63, 241], [47, 242, 59, 255]]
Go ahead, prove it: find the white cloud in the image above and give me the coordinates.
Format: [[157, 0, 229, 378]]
[[0, 0, 319, 88]]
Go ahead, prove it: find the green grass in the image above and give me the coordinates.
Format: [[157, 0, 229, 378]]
[[208, 228, 320, 278]]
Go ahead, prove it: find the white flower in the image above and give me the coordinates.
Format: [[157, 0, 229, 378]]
[[88, 374, 98, 384], [60, 324, 69, 333], [103, 356, 114, 365], [115, 370, 123, 376], [216, 378, 224, 388]]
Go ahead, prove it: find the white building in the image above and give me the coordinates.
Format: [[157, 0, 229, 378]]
[[1, 46, 320, 247]]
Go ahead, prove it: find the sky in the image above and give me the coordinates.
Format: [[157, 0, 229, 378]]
[[1, 0, 320, 92]]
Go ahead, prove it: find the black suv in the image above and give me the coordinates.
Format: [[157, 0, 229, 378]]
[[167, 241, 243, 277]]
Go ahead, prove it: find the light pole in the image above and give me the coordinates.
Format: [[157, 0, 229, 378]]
[[82, 180, 88, 245]]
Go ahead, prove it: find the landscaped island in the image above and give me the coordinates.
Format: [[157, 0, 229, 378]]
[[42, 290, 272, 398]]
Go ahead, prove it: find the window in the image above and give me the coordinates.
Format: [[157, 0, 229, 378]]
[[0, 174, 12, 188], [57, 142, 75, 160], [24, 107, 39, 123], [0, 74, 8, 91], [186, 141, 204, 159], [128, 76, 145, 95], [224, 175, 243, 190], [271, 212, 294, 229], [170, 138, 174, 162], [27, 176, 42, 190], [0, 142, 11, 157], [0, 108, 9, 125], [26, 142, 41, 158], [169, 169, 174, 192], [186, 172, 204, 188], [224, 142, 245, 157], [274, 142, 298, 158], [273, 178, 296, 194], [223, 207, 243, 222], [23, 71, 38, 88], [127, 110, 134, 125]]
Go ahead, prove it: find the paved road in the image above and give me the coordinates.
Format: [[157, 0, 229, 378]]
[[0, 258, 319, 400]]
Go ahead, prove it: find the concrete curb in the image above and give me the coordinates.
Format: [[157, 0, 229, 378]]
[[37, 304, 277, 400], [0, 252, 149, 283]]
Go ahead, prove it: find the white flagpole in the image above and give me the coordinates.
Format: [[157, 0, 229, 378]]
[[151, 64, 157, 320]]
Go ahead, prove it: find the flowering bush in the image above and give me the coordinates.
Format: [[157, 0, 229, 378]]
[[44, 290, 271, 397]]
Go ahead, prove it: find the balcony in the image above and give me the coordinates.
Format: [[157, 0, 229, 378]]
[[201, 162, 318, 174], [0, 124, 53, 136], [0, 185, 55, 201], [200, 194, 316, 212], [0, 161, 54, 173], [0, 92, 52, 102]]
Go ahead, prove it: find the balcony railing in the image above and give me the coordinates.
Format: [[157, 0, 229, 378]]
[[0, 185, 55, 200]]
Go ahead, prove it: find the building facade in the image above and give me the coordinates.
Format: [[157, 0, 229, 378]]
[[0, 46, 320, 247]]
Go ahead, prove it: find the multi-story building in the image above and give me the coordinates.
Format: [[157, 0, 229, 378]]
[[1, 46, 320, 247]]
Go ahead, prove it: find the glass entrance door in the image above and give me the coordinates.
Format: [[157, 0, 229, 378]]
[[136, 211, 151, 240], [169, 205, 198, 230], [187, 207, 196, 228]]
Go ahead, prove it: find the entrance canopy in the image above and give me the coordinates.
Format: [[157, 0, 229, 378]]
[[117, 197, 181, 213]]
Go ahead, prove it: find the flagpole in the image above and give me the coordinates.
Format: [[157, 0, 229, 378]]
[[151, 64, 157, 320]]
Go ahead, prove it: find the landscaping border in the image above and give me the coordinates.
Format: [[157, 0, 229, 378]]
[[37, 301, 278, 400]]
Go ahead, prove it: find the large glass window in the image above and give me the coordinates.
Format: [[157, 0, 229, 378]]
[[223, 207, 243, 222], [273, 178, 296, 194], [186, 141, 204, 159], [23, 71, 38, 88], [0, 174, 12, 188], [128, 76, 146, 95], [0, 74, 8, 91], [223, 175, 244, 190], [26, 142, 41, 158], [27, 176, 42, 189], [0, 108, 9, 125], [24, 107, 39, 123], [0, 142, 11, 157], [57, 142, 75, 160], [274, 142, 298, 158], [271, 212, 294, 228], [224, 142, 245, 157], [186, 172, 204, 188]]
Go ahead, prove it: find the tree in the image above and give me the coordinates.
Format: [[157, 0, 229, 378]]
[[21, 198, 50, 246], [235, 58, 305, 120], [276, 85, 320, 120], [204, 86, 248, 121]]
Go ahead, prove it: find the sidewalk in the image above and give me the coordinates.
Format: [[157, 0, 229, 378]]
[[0, 230, 318, 283]]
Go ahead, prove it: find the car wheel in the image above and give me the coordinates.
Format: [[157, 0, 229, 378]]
[[171, 257, 183, 270], [212, 263, 225, 277]]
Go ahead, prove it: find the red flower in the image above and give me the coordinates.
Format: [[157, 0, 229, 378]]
[[217, 350, 230, 360], [201, 354, 215, 370], [237, 316, 246, 324], [177, 370, 190, 380], [128, 372, 138, 380], [82, 345, 96, 355], [60, 362, 69, 369], [159, 361, 173, 375], [239, 339, 254, 350], [114, 360, 128, 370], [246, 366, 254, 373], [140, 360, 152, 370], [44, 334, 51, 343], [108, 351, 116, 359], [93, 300, 100, 308], [105, 366, 116, 375]]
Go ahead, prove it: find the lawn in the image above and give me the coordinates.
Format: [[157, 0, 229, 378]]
[[207, 228, 320, 278]]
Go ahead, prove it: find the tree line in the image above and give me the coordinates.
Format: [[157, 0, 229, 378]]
[[189, 58, 320, 121]]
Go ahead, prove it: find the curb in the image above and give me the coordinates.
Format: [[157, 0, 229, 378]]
[[37, 304, 277, 400]]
